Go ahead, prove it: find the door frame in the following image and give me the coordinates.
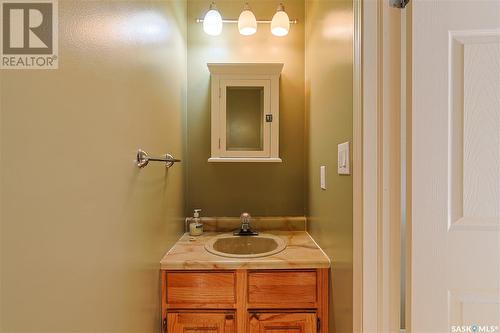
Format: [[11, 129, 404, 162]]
[[355, 0, 410, 332], [352, 0, 363, 332]]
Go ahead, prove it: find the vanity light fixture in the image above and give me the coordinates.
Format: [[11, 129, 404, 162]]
[[238, 3, 257, 36], [203, 1, 223, 36], [196, 2, 297, 37], [271, 3, 290, 37]]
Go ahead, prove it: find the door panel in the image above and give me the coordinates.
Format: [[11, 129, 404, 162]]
[[248, 313, 316, 333], [412, 1, 500, 332], [167, 312, 235, 333]]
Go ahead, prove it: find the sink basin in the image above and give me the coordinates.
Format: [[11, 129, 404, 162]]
[[204, 234, 287, 258]]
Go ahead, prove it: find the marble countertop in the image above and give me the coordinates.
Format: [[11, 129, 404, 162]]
[[160, 231, 331, 270]]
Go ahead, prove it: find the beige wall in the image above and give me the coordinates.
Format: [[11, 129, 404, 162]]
[[0, 1, 186, 331], [186, 0, 305, 217], [305, 1, 354, 332]]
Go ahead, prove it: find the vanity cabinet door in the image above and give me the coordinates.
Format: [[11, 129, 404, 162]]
[[167, 312, 235, 333], [248, 313, 316, 333]]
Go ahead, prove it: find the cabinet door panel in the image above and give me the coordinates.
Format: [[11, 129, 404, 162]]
[[248, 313, 316, 333], [167, 312, 235, 333], [248, 270, 317, 308], [166, 271, 236, 308]]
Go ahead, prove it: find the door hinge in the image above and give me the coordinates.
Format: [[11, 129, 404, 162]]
[[389, 0, 409, 8], [317, 318, 320, 332], [218, 138, 221, 148], [219, 87, 221, 98], [163, 318, 167, 332]]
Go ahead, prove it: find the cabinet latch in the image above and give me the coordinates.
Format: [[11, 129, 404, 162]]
[[265, 114, 273, 122], [317, 318, 321, 332]]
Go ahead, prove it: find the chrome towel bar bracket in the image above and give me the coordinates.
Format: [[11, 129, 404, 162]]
[[136, 149, 181, 168]]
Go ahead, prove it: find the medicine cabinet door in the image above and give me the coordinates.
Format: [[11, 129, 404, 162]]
[[219, 79, 271, 158]]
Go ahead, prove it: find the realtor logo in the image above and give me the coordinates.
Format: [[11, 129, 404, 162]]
[[1, 0, 58, 69]]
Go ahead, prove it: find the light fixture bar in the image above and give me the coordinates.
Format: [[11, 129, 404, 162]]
[[196, 18, 298, 24]]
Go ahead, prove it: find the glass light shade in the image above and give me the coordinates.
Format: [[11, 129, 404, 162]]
[[238, 9, 257, 36], [203, 8, 223, 36], [271, 6, 290, 37]]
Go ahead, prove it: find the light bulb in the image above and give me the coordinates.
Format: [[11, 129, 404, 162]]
[[271, 3, 290, 37], [203, 2, 223, 36], [238, 3, 257, 36]]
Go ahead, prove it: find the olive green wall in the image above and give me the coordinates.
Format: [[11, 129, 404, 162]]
[[186, 0, 305, 217], [0, 1, 186, 331], [305, 1, 354, 332]]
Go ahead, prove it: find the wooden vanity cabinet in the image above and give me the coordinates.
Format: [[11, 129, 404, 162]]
[[161, 269, 329, 333]]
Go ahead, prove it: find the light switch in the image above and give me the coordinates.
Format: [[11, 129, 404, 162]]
[[338, 142, 350, 175], [320, 166, 326, 190]]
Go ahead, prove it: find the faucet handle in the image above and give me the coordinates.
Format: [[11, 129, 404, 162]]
[[234, 212, 258, 236], [240, 212, 251, 222]]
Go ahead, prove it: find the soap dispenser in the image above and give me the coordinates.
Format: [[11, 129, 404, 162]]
[[189, 209, 203, 236]]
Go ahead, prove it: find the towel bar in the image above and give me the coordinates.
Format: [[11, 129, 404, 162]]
[[136, 149, 181, 169]]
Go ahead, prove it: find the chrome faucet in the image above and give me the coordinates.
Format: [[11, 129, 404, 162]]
[[234, 212, 259, 236]]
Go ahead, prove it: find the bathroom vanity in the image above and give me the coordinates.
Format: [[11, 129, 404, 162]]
[[160, 218, 330, 333]]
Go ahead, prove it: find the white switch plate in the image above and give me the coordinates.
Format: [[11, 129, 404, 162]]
[[338, 142, 350, 175], [320, 166, 326, 190]]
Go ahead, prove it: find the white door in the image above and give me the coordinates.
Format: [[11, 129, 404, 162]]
[[412, 1, 500, 332]]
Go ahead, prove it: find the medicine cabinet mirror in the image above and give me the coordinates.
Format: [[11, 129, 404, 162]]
[[208, 63, 283, 162]]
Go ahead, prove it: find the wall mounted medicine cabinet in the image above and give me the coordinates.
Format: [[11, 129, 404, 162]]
[[208, 63, 283, 163]]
